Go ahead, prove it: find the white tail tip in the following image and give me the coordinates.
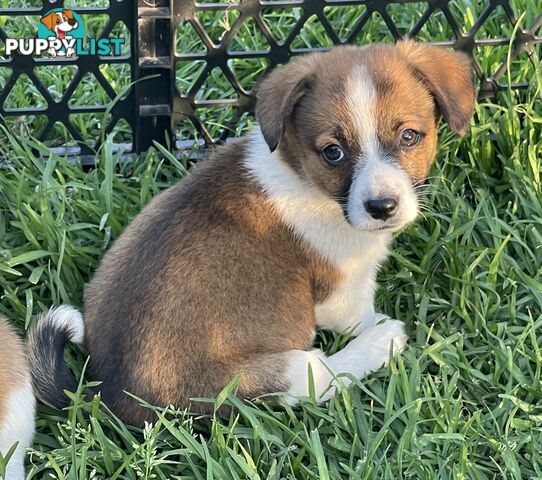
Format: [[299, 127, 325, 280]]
[[44, 305, 85, 345]]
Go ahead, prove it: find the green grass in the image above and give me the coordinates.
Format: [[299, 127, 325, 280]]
[[0, 1, 542, 479]]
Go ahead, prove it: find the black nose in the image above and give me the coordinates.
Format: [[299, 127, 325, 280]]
[[68, 18, 77, 26], [364, 198, 398, 221]]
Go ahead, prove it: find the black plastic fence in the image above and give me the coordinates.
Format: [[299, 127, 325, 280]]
[[0, 0, 540, 158]]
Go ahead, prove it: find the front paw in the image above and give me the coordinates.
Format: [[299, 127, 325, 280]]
[[347, 319, 407, 372], [351, 312, 396, 336]]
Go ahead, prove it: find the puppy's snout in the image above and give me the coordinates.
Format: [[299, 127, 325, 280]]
[[364, 198, 398, 221], [68, 18, 77, 26]]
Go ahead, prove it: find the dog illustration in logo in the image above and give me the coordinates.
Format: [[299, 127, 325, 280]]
[[40, 10, 79, 57]]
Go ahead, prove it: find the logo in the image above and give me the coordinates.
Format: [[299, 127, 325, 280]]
[[5, 9, 125, 57]]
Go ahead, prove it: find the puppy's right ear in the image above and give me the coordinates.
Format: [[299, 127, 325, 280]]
[[255, 55, 316, 152], [40, 14, 56, 32]]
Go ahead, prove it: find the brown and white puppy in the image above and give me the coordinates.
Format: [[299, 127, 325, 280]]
[[28, 41, 475, 425], [0, 317, 35, 480], [40, 10, 78, 57]]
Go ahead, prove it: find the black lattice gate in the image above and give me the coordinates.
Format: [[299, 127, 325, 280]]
[[0, 0, 540, 158]]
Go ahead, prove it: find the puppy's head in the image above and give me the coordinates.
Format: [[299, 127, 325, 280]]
[[255, 41, 475, 233], [40, 10, 78, 34]]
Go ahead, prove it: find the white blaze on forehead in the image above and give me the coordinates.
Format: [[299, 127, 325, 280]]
[[345, 66, 379, 160], [344, 67, 419, 231]]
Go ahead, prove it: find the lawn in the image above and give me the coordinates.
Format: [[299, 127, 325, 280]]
[[1, 1, 542, 479]]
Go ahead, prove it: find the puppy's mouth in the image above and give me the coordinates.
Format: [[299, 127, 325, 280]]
[[370, 223, 405, 233], [57, 23, 77, 36], [341, 204, 415, 233], [341, 210, 405, 233], [372, 224, 399, 231], [358, 222, 405, 234]]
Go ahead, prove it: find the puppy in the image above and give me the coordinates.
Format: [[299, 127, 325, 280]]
[[0, 317, 35, 480], [40, 10, 78, 57], [28, 41, 475, 425]]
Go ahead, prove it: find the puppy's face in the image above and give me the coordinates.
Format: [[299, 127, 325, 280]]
[[41, 10, 78, 35], [256, 41, 475, 233]]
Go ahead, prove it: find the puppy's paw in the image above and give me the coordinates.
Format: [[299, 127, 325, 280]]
[[373, 312, 393, 325], [367, 318, 407, 356], [351, 312, 397, 336], [346, 319, 407, 373]]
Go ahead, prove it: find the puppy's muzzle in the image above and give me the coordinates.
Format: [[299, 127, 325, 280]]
[[364, 197, 398, 221]]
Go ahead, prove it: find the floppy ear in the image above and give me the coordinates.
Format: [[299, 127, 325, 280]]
[[63, 10, 74, 20], [255, 55, 316, 152], [40, 13, 56, 32], [396, 40, 475, 136]]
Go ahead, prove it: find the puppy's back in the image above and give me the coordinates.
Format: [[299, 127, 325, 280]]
[[0, 317, 35, 480], [82, 139, 323, 423]]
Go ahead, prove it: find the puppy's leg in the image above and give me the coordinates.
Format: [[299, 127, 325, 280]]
[[315, 259, 399, 336], [316, 286, 392, 337], [285, 319, 407, 404], [65, 37, 75, 57], [237, 319, 406, 406], [0, 380, 35, 480]]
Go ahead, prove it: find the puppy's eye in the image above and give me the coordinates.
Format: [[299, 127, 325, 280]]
[[400, 129, 421, 147], [322, 144, 345, 166]]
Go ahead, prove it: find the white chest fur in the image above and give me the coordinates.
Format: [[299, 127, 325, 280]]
[[314, 241, 388, 333], [243, 127, 391, 333]]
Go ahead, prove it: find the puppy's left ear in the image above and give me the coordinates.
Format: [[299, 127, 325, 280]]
[[63, 10, 74, 19], [40, 14, 56, 32], [397, 40, 476, 136], [255, 54, 317, 152]]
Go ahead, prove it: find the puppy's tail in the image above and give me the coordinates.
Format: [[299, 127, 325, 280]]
[[27, 305, 85, 409]]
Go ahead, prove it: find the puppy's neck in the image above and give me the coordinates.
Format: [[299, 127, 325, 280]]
[[243, 126, 391, 267]]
